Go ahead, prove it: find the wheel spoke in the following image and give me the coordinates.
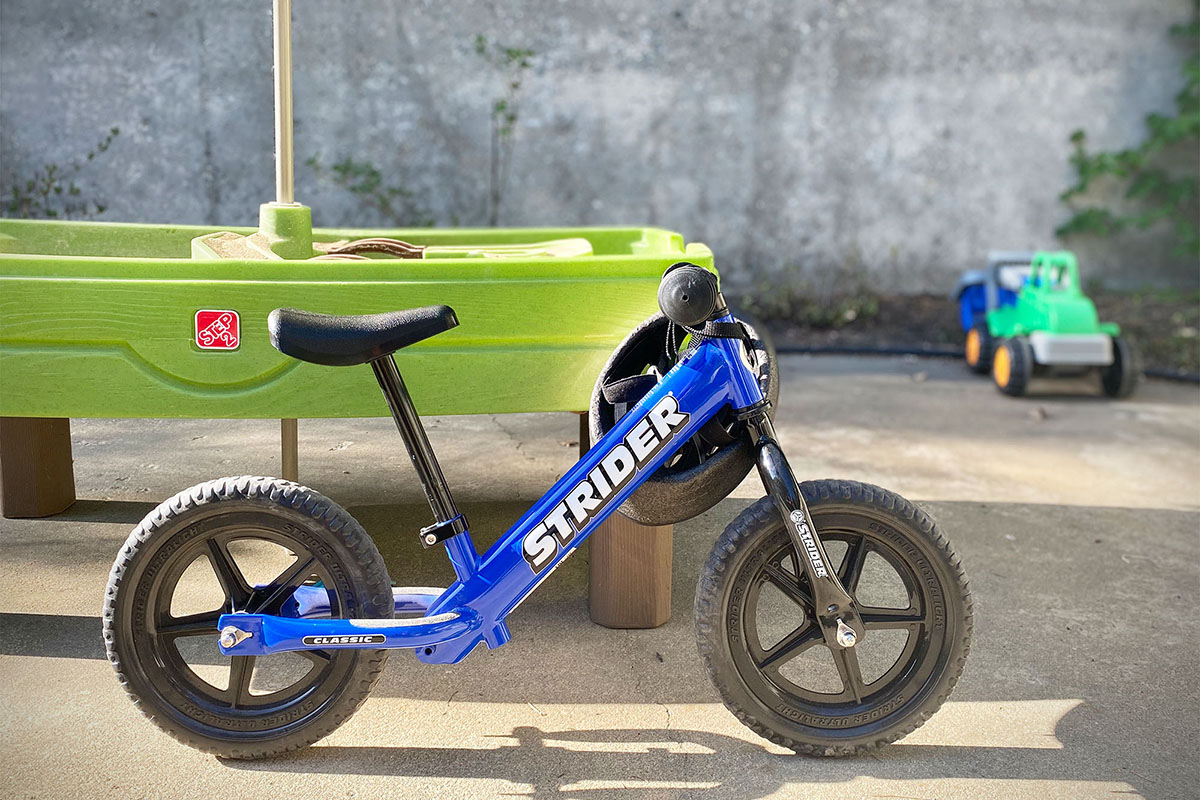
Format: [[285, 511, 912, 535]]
[[249, 555, 317, 615], [299, 648, 333, 666], [859, 605, 926, 629], [832, 647, 865, 703], [758, 624, 822, 670], [683, 437, 706, 469], [227, 655, 256, 707], [838, 536, 869, 592], [207, 539, 253, 610], [762, 561, 814, 610], [155, 610, 224, 640]]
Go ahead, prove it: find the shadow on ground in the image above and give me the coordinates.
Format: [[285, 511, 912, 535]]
[[7, 494, 1195, 798], [46, 499, 158, 525], [224, 721, 1113, 800]]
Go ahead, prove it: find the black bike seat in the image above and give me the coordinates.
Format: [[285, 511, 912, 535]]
[[268, 305, 458, 367]]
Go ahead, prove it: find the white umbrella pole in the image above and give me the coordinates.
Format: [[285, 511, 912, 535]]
[[272, 0, 295, 205]]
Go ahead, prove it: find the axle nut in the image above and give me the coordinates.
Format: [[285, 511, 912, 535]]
[[219, 626, 239, 649], [219, 625, 252, 649], [835, 618, 857, 648]]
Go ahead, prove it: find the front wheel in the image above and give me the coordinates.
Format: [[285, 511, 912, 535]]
[[695, 480, 972, 756], [964, 322, 993, 375], [993, 336, 1032, 396]]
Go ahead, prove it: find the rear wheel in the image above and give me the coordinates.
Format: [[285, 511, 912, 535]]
[[695, 481, 972, 755], [103, 476, 394, 759], [964, 323, 993, 375], [1100, 335, 1142, 399], [993, 337, 1032, 396]]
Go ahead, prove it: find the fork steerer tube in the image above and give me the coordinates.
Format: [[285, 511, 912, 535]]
[[749, 415, 865, 648]]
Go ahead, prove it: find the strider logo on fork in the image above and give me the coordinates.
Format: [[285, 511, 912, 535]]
[[522, 395, 689, 572], [790, 509, 828, 578]]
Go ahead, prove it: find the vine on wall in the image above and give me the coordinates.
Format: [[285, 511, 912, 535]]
[[474, 35, 535, 227], [305, 154, 435, 227], [1057, 13, 1199, 260], [307, 35, 536, 228], [4, 127, 120, 219]]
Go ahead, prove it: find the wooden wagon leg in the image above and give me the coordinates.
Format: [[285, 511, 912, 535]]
[[281, 418, 299, 482], [0, 417, 76, 519], [580, 413, 673, 629]]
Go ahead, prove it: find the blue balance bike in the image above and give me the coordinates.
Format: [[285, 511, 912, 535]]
[[104, 264, 972, 758]]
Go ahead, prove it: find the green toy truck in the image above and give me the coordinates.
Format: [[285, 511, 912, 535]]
[[952, 251, 1141, 398]]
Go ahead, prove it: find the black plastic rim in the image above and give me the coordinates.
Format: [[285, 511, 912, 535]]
[[726, 510, 951, 735], [128, 510, 360, 735]]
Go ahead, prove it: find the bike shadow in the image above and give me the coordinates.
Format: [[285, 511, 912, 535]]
[[43, 499, 158, 525], [223, 722, 1101, 799]]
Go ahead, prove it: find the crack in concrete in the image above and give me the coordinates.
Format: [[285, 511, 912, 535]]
[[489, 415, 541, 467]]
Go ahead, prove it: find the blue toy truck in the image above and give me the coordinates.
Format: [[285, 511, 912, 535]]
[[951, 251, 1141, 398]]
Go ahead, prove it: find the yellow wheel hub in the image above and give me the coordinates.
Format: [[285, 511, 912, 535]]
[[965, 329, 980, 366], [993, 344, 1012, 387]]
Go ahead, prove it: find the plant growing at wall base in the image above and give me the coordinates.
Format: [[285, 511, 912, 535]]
[[4, 127, 120, 219], [306, 154, 435, 227], [474, 34, 535, 226], [737, 262, 881, 330], [1057, 14, 1199, 259]]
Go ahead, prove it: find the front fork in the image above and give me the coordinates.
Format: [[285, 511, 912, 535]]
[[747, 413, 865, 651]]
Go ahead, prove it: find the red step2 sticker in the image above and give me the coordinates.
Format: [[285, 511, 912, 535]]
[[195, 310, 240, 350]]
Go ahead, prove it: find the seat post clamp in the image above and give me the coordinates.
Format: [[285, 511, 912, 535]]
[[419, 514, 469, 548]]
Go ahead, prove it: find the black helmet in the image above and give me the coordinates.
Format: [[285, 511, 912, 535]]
[[588, 311, 778, 526]]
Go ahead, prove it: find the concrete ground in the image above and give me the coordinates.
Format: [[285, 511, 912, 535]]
[[1, 355, 1197, 799]]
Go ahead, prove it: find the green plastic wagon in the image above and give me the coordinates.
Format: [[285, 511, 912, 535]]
[[0, 215, 711, 420]]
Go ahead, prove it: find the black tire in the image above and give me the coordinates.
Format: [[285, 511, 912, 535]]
[[964, 322, 993, 375], [993, 336, 1032, 397], [1100, 335, 1142, 399], [103, 476, 394, 759], [695, 481, 972, 756], [590, 312, 779, 526]]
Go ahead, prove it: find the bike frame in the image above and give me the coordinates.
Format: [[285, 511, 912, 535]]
[[218, 317, 768, 664]]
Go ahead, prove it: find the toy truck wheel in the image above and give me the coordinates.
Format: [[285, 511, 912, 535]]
[[964, 323, 993, 375], [992, 337, 1032, 397], [1100, 336, 1142, 399]]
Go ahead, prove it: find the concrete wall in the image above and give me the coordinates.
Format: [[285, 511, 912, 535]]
[[1, 0, 1195, 293]]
